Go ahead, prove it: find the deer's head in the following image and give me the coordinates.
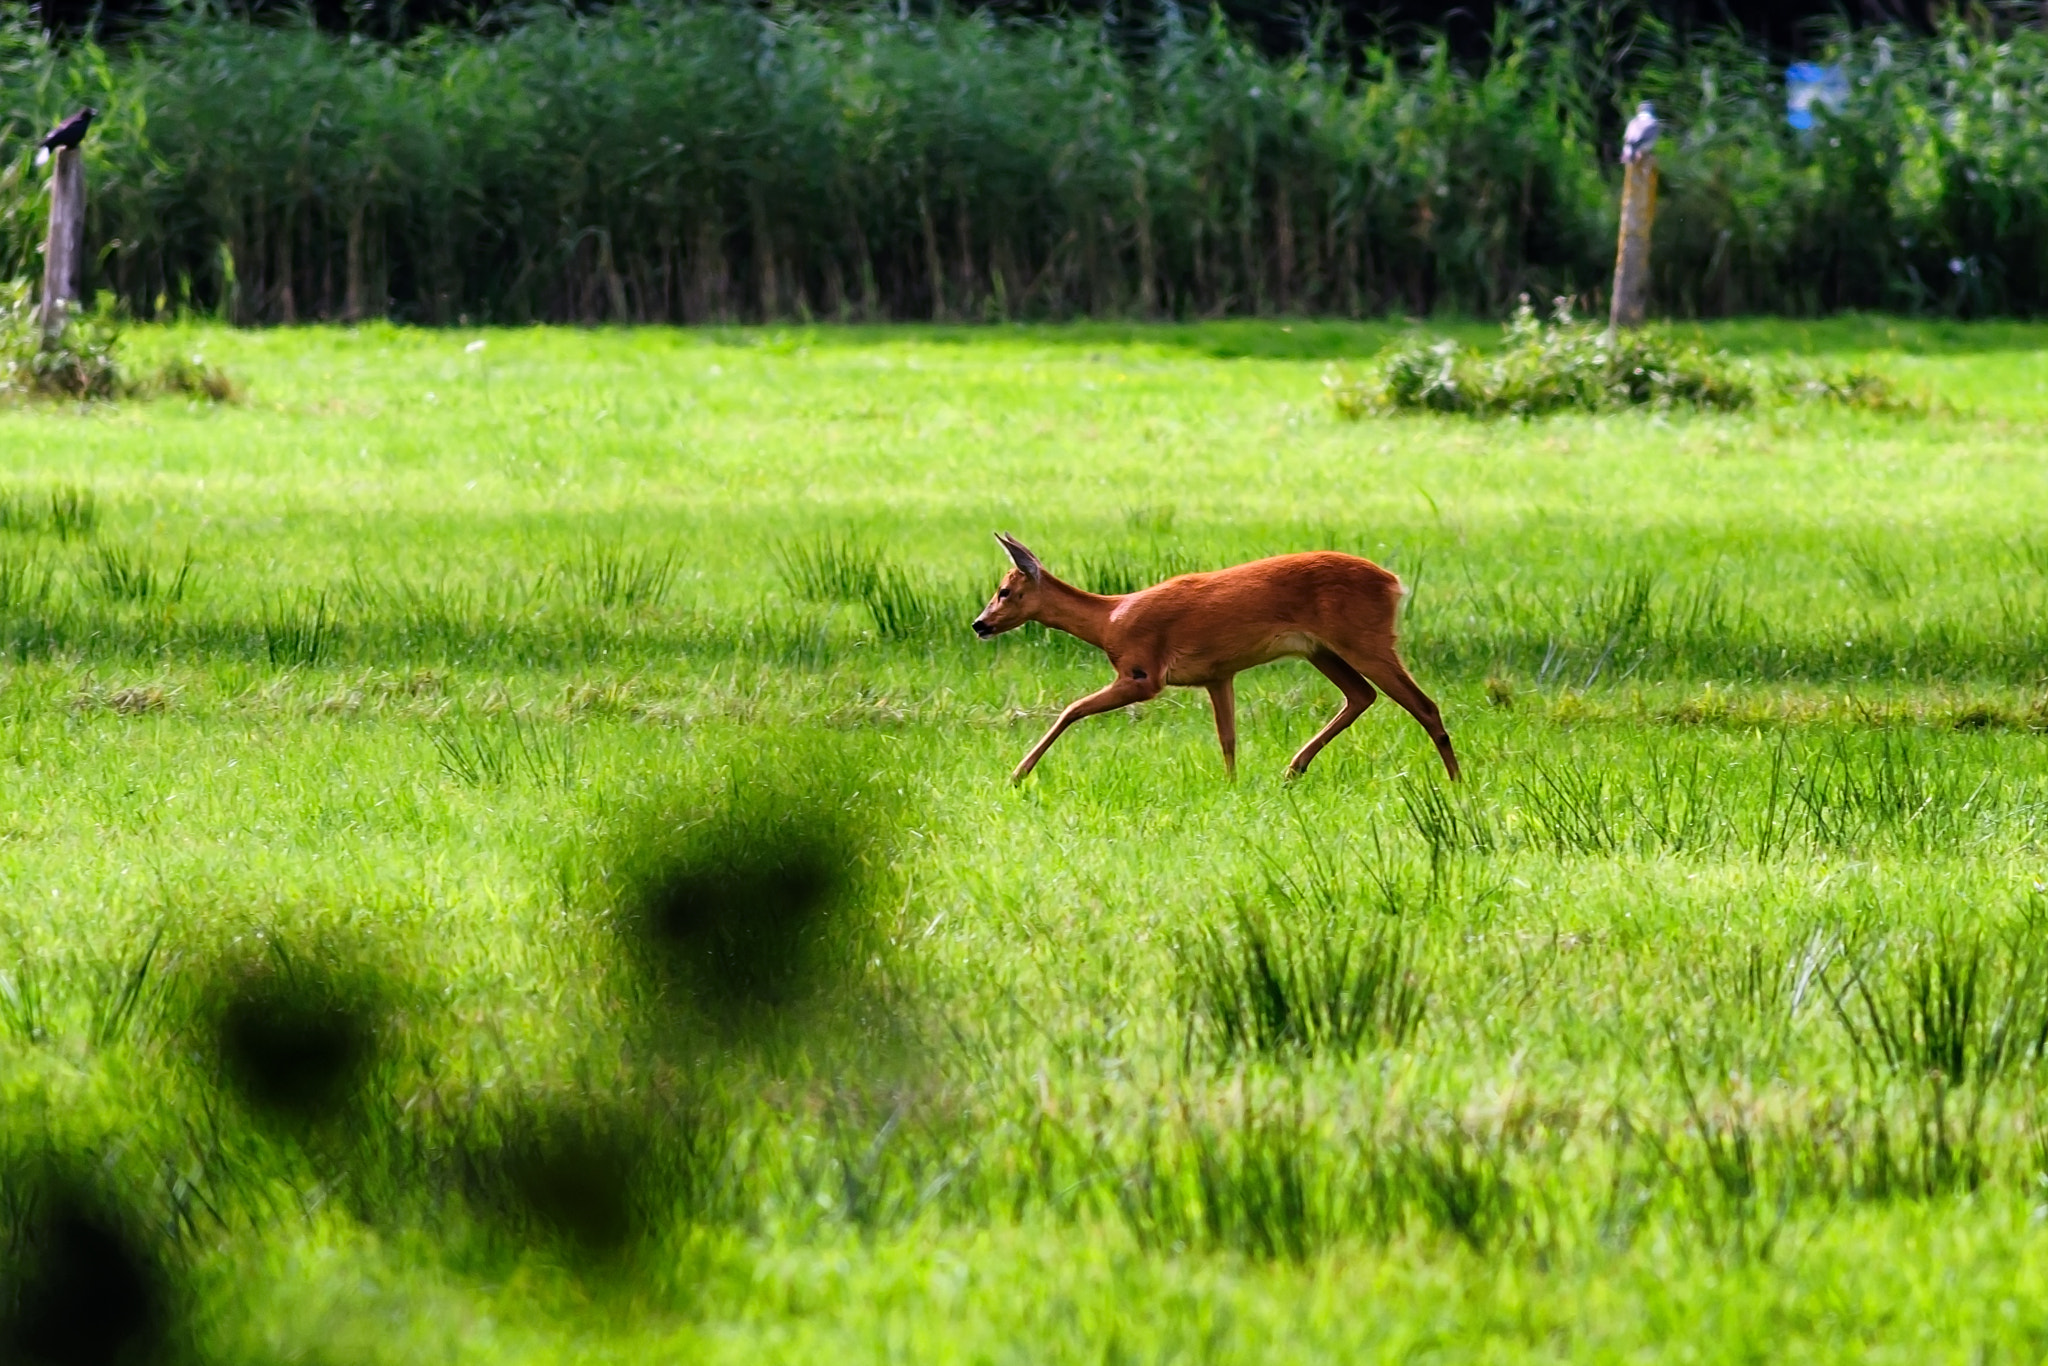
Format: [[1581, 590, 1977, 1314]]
[[972, 533, 1044, 638]]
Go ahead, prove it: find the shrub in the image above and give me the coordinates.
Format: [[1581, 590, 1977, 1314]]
[[1328, 298, 1905, 419], [0, 281, 125, 401], [1, 282, 236, 403], [153, 353, 236, 402]]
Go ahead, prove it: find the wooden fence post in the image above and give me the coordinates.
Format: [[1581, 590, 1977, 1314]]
[[39, 145, 87, 340], [1608, 152, 1656, 331]]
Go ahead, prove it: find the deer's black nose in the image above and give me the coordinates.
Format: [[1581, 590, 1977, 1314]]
[[972, 619, 993, 638]]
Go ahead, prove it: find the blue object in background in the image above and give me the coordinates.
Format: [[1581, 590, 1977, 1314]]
[[1786, 62, 1849, 131]]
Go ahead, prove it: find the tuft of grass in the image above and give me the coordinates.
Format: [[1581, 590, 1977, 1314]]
[[85, 545, 193, 604], [1188, 897, 1427, 1061], [86, 928, 167, 1053], [561, 541, 678, 610], [262, 591, 331, 668], [0, 948, 48, 1047], [861, 563, 959, 642], [1403, 1127, 1516, 1252], [0, 486, 98, 542], [1074, 548, 1206, 596], [1118, 1102, 1342, 1262], [0, 550, 54, 611], [777, 535, 958, 641], [1825, 925, 2048, 1088], [1401, 776, 1498, 861], [778, 534, 884, 603], [430, 712, 577, 789]]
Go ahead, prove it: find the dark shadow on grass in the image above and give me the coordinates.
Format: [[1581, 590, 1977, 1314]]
[[0, 1163, 170, 1366], [193, 935, 396, 1135], [593, 744, 900, 1039]]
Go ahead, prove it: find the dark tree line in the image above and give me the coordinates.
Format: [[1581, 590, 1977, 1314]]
[[23, 0, 1972, 50]]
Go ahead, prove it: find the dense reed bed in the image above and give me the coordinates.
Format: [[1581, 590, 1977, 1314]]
[[8, 5, 2048, 324]]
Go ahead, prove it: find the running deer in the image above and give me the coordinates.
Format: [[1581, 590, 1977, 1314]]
[[972, 533, 1460, 784]]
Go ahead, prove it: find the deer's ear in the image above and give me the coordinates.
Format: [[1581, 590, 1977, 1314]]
[[994, 532, 1043, 582]]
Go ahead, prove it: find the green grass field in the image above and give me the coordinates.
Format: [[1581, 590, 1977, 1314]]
[[2, 317, 2047, 1363]]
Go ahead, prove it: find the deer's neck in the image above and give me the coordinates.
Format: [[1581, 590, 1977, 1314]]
[[1032, 577, 1120, 653]]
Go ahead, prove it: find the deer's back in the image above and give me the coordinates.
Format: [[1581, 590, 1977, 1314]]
[[1111, 552, 1406, 679]]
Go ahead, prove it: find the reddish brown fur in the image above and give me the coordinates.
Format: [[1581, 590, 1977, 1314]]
[[973, 533, 1460, 783]]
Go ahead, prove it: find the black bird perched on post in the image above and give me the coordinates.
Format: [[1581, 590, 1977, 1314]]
[[1620, 101, 1659, 164], [34, 107, 97, 167]]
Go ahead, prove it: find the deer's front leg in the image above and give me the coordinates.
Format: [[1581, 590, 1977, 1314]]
[[1011, 673, 1161, 784], [1207, 678, 1238, 779]]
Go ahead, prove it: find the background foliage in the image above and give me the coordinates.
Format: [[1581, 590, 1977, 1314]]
[[7, 4, 2048, 324]]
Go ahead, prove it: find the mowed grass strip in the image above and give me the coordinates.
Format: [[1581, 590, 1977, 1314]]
[[1, 319, 2046, 1363]]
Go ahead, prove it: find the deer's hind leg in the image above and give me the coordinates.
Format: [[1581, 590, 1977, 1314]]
[[1287, 650, 1378, 777], [1339, 645, 1461, 781]]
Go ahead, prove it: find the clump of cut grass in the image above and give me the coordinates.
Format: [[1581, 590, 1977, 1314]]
[[1327, 298, 1904, 420], [69, 682, 179, 716], [1781, 367, 1914, 413], [1947, 699, 2041, 732], [1187, 897, 1427, 1061]]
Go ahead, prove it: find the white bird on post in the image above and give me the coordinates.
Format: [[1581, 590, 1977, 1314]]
[[1621, 101, 1660, 164]]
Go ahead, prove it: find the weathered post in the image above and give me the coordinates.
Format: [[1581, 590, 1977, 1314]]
[[1609, 101, 1661, 332], [34, 109, 98, 339], [39, 145, 86, 340]]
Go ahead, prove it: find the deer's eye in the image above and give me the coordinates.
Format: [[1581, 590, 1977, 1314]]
[[998, 589, 1010, 599]]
